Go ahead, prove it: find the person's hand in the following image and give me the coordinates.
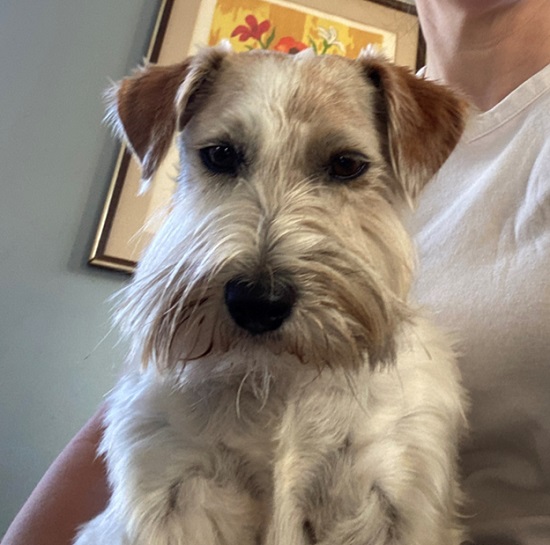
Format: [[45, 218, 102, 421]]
[[2, 406, 110, 545]]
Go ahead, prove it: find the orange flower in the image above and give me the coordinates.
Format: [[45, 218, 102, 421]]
[[274, 36, 308, 54]]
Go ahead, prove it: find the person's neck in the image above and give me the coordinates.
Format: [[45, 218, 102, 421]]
[[417, 0, 550, 111]]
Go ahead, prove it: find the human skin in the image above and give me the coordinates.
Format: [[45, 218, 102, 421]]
[[1, 407, 109, 545], [415, 0, 550, 110]]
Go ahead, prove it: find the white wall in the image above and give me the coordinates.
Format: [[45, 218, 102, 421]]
[[0, 0, 163, 533]]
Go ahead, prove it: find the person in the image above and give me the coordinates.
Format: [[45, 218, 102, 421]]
[[3, 1, 549, 544], [408, 1, 550, 543]]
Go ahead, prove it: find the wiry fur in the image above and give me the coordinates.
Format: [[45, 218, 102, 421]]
[[75, 46, 468, 545]]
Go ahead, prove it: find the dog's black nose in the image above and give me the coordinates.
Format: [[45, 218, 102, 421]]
[[224, 277, 296, 335]]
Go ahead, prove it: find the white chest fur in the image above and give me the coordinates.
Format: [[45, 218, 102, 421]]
[[76, 318, 465, 545]]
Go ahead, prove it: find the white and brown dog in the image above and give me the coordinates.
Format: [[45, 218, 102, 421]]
[[76, 44, 468, 545]]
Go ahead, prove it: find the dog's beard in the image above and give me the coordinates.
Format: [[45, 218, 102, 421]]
[[114, 175, 413, 385]]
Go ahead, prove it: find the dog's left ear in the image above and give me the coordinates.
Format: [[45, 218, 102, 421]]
[[360, 55, 468, 202], [105, 45, 231, 189]]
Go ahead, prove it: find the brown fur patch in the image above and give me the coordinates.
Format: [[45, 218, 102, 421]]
[[361, 57, 469, 201], [116, 60, 190, 181]]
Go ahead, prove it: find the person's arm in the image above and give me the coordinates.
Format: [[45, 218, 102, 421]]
[[2, 407, 110, 545]]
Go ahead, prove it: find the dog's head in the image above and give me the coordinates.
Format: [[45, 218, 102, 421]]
[[108, 45, 467, 379]]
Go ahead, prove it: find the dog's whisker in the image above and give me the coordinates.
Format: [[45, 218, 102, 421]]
[[342, 368, 369, 416], [186, 337, 214, 365], [235, 369, 252, 420]]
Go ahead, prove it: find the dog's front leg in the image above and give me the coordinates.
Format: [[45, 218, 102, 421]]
[[74, 374, 263, 545], [267, 360, 464, 545], [265, 369, 361, 545], [264, 447, 323, 545], [75, 467, 261, 545], [265, 402, 406, 545], [264, 368, 430, 545]]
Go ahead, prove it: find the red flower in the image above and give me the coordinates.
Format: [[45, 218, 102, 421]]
[[231, 14, 271, 42], [274, 36, 308, 54]]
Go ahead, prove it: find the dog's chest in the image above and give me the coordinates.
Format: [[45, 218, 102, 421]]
[[167, 367, 366, 482], [160, 375, 289, 494]]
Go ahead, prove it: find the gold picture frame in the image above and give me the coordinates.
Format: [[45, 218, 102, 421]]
[[89, 0, 424, 273]]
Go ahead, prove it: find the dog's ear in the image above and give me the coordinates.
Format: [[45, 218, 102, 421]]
[[360, 55, 468, 202], [105, 45, 230, 188]]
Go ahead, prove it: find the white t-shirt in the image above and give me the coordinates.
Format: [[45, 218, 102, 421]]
[[409, 63, 550, 544]]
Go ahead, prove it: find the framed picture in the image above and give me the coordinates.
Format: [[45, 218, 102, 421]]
[[89, 0, 424, 273]]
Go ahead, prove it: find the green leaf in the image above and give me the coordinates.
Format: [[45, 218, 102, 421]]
[[265, 28, 276, 49], [308, 36, 318, 55]]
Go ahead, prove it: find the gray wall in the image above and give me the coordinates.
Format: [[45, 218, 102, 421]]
[[0, 0, 163, 533]]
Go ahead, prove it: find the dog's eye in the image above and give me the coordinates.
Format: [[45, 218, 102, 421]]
[[199, 145, 241, 175], [328, 154, 369, 181]]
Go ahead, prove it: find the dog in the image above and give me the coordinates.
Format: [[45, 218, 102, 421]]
[[75, 44, 468, 545]]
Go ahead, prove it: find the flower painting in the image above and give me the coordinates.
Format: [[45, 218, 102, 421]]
[[198, 0, 397, 60]]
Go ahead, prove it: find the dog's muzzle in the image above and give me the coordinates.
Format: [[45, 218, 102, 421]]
[[224, 277, 296, 335]]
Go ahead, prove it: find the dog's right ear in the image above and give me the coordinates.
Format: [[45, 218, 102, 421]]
[[105, 45, 231, 189]]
